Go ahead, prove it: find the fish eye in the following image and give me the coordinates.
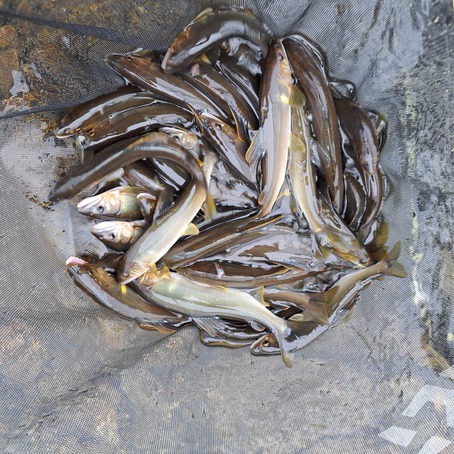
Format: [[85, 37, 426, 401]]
[[215, 123, 222, 131], [97, 205, 105, 213], [109, 233, 116, 240]]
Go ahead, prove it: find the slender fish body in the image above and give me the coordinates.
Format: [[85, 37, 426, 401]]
[[335, 97, 385, 242], [66, 256, 190, 333], [162, 8, 272, 71], [284, 34, 344, 212], [105, 53, 232, 124], [137, 269, 315, 367], [83, 103, 194, 151], [253, 242, 407, 354], [289, 95, 371, 266], [246, 39, 295, 217]]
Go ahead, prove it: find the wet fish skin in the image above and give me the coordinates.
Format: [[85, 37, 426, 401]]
[[195, 317, 264, 348], [289, 96, 371, 266], [189, 60, 259, 135], [247, 38, 295, 217], [122, 160, 167, 194], [216, 52, 260, 113], [137, 269, 315, 367], [66, 256, 190, 332], [105, 53, 232, 125], [284, 34, 344, 212], [77, 186, 145, 220], [162, 8, 272, 71], [56, 85, 142, 137], [253, 242, 407, 354], [196, 111, 257, 186], [334, 97, 385, 242], [83, 103, 194, 151], [115, 136, 208, 285], [162, 214, 282, 268], [49, 132, 201, 201]]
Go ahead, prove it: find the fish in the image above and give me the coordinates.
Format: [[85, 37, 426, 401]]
[[91, 220, 146, 251], [122, 160, 167, 194], [105, 53, 232, 125], [221, 38, 262, 75], [342, 173, 367, 232], [115, 138, 208, 284], [216, 52, 260, 113], [188, 60, 259, 138], [195, 111, 257, 186], [161, 8, 272, 71], [49, 132, 204, 202], [288, 94, 371, 266], [77, 186, 145, 220], [156, 126, 217, 219], [162, 214, 282, 268], [335, 97, 385, 242], [66, 256, 190, 333], [245, 38, 297, 217], [194, 317, 264, 348], [329, 79, 356, 100], [136, 268, 317, 367], [159, 126, 201, 157], [253, 242, 407, 354], [367, 110, 387, 151], [82, 103, 194, 151], [283, 34, 344, 212], [56, 85, 142, 137], [136, 193, 157, 222], [177, 261, 332, 290]]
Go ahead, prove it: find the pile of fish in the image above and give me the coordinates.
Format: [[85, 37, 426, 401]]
[[50, 8, 406, 367]]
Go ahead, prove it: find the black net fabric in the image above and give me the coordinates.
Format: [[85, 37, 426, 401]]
[[1, 0, 453, 452]]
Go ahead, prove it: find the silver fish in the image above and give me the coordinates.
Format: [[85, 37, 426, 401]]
[[137, 269, 314, 367]]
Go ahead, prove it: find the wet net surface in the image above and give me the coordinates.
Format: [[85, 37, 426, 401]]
[[0, 0, 453, 452]]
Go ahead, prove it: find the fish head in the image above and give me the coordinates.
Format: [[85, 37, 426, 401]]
[[77, 193, 122, 217], [91, 221, 134, 246], [160, 126, 201, 156], [117, 260, 151, 285]]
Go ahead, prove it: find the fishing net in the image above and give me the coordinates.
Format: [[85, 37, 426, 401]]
[[1, 0, 453, 452]]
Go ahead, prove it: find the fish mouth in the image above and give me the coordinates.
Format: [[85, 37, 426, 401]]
[[65, 256, 89, 267]]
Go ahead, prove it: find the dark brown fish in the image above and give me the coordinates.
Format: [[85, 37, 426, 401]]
[[189, 60, 259, 138], [162, 8, 272, 71], [57, 85, 142, 137], [82, 103, 194, 151], [105, 53, 232, 124], [216, 52, 260, 114], [67, 256, 190, 333], [335, 97, 385, 242]]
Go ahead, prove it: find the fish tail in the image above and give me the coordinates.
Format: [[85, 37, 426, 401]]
[[274, 319, 321, 367], [382, 241, 407, 278]]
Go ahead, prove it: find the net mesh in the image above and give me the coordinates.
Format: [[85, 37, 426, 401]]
[[0, 0, 453, 452]]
